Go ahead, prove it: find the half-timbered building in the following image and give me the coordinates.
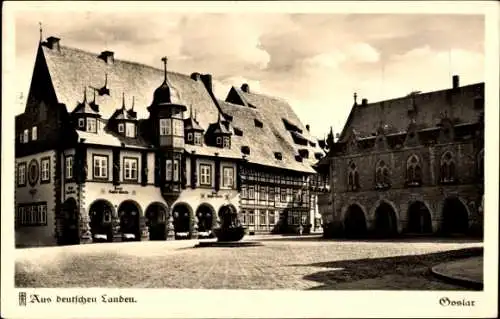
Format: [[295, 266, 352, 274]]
[[14, 36, 328, 247]]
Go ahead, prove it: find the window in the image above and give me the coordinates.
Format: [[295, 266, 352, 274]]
[[259, 210, 267, 225], [86, 118, 97, 133], [16, 203, 47, 226], [199, 164, 212, 186], [173, 119, 183, 136], [159, 119, 171, 136], [194, 133, 202, 145], [124, 158, 138, 181], [187, 133, 193, 141], [40, 157, 50, 183], [32, 126, 38, 141], [223, 137, 230, 148], [268, 211, 276, 225], [241, 185, 248, 199], [348, 162, 360, 191], [275, 187, 280, 202], [406, 154, 422, 186], [93, 155, 108, 179], [118, 123, 125, 133], [248, 185, 255, 199], [65, 156, 74, 180], [259, 186, 267, 201], [241, 210, 247, 225], [440, 152, 456, 183], [280, 188, 287, 202], [268, 187, 275, 202], [17, 162, 26, 186], [216, 137, 222, 145], [78, 118, 85, 128], [222, 167, 234, 188], [247, 210, 255, 225], [23, 129, 29, 143], [173, 159, 179, 182], [125, 123, 136, 138], [375, 160, 390, 189], [19, 133, 23, 144], [166, 159, 173, 181]]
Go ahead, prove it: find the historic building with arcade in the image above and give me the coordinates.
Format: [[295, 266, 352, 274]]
[[15, 36, 329, 247], [317, 75, 484, 238]]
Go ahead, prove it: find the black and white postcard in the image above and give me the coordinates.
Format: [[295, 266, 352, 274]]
[[1, 1, 498, 318]]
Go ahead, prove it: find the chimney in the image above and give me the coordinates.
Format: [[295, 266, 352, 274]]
[[361, 98, 368, 106], [452, 75, 460, 89], [99, 51, 114, 64], [45, 36, 60, 51], [306, 124, 310, 132], [190, 72, 201, 81], [200, 74, 213, 93], [241, 83, 250, 93]]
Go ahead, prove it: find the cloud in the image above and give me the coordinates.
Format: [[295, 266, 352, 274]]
[[346, 42, 380, 63]]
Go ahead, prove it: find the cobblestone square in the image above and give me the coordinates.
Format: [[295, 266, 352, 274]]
[[16, 235, 483, 290]]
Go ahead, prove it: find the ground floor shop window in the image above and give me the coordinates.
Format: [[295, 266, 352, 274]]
[[16, 203, 48, 226], [259, 210, 266, 225], [268, 211, 276, 225], [247, 210, 255, 225]]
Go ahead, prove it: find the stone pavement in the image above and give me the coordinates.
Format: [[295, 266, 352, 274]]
[[431, 256, 483, 290]]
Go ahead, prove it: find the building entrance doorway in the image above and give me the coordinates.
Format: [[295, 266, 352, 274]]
[[407, 201, 432, 234], [442, 197, 469, 235], [58, 198, 80, 245], [89, 200, 114, 242], [196, 204, 215, 237], [344, 204, 367, 238], [172, 204, 191, 239], [374, 202, 398, 237], [118, 201, 141, 241], [145, 202, 168, 240]]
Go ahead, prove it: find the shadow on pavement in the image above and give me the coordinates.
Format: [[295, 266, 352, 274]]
[[291, 247, 483, 291]]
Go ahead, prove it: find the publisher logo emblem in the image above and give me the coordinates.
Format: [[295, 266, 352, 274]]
[[19, 292, 27, 306]]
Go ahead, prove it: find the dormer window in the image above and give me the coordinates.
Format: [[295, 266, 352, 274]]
[[86, 118, 97, 133], [234, 128, 243, 136], [194, 133, 202, 146], [223, 137, 230, 148], [78, 118, 85, 128], [125, 122, 136, 138], [187, 133, 193, 141], [23, 129, 29, 143], [216, 137, 222, 145], [254, 119, 263, 128], [118, 123, 125, 133]]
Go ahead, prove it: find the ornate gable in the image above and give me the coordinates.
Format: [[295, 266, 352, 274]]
[[374, 122, 389, 151], [404, 119, 421, 147]]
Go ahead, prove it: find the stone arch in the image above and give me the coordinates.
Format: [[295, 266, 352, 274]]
[[373, 200, 399, 237], [441, 196, 470, 234], [196, 203, 216, 233], [218, 204, 240, 228], [58, 197, 80, 245], [343, 203, 368, 238], [172, 202, 193, 235], [117, 200, 143, 241], [88, 199, 116, 242], [145, 202, 169, 240], [406, 201, 433, 234]]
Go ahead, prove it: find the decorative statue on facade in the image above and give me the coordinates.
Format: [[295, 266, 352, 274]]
[[166, 215, 175, 240]]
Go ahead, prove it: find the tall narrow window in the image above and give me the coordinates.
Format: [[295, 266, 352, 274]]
[[87, 118, 97, 133], [216, 137, 222, 145], [78, 118, 85, 128], [199, 164, 212, 186], [440, 152, 456, 183], [223, 137, 230, 148], [348, 162, 360, 191], [222, 167, 234, 188], [194, 133, 202, 145], [173, 159, 179, 182], [23, 129, 29, 143], [187, 133, 193, 141], [93, 155, 108, 179], [124, 158, 138, 181], [159, 119, 171, 136], [17, 162, 26, 187], [41, 157, 50, 183], [173, 120, 183, 136], [65, 156, 74, 180], [32, 126, 38, 141], [118, 123, 125, 133], [375, 160, 390, 189], [166, 159, 173, 181], [125, 123, 136, 138], [406, 154, 422, 186], [248, 185, 255, 199]]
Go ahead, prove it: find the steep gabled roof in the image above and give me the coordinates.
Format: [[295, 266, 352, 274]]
[[338, 82, 484, 142], [225, 86, 324, 168], [41, 44, 220, 130]]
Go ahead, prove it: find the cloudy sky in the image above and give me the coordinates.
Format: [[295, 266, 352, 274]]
[[13, 7, 484, 138]]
